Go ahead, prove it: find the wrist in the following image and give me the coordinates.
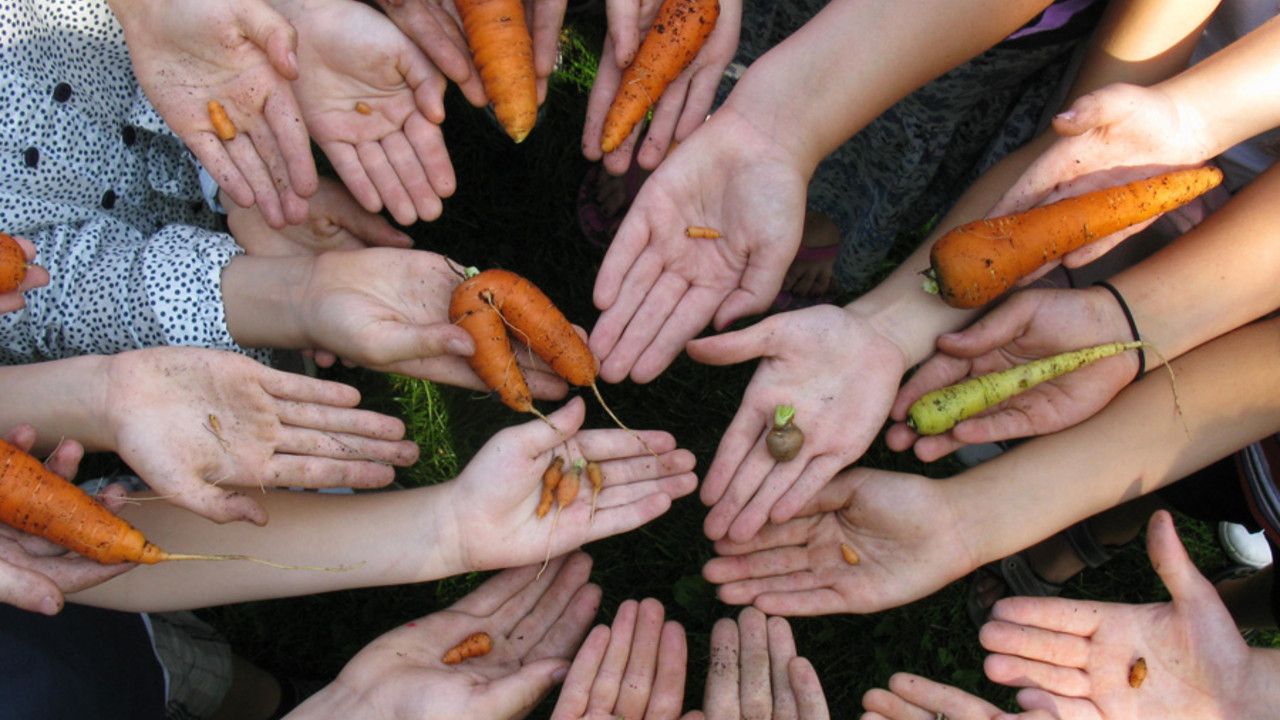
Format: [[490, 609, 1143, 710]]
[[221, 254, 314, 349], [1090, 282, 1145, 381]]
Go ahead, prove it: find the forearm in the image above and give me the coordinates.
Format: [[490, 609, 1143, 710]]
[[68, 485, 465, 612], [220, 253, 313, 349], [0, 357, 114, 454], [719, 0, 1051, 174], [1111, 162, 1280, 365], [952, 314, 1280, 567]]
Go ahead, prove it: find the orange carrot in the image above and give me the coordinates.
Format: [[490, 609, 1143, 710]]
[[600, 0, 719, 153], [685, 226, 722, 239], [0, 233, 28, 294], [455, 0, 538, 143], [924, 167, 1223, 309], [537, 455, 564, 519], [840, 542, 860, 566], [539, 459, 584, 579], [0, 439, 343, 570], [586, 460, 604, 523], [354, 101, 373, 115], [207, 99, 237, 141], [442, 631, 493, 664]]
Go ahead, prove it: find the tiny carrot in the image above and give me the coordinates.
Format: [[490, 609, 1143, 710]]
[[455, 0, 538, 142], [442, 631, 493, 664], [0, 438, 345, 570], [924, 167, 1223, 308], [537, 455, 564, 519], [207, 99, 237, 142], [840, 542, 860, 566], [1129, 657, 1147, 688], [540, 459, 584, 579], [354, 101, 373, 115], [600, 0, 719, 153], [586, 460, 604, 523], [685, 226, 722, 239], [0, 232, 29, 294], [906, 341, 1145, 436]]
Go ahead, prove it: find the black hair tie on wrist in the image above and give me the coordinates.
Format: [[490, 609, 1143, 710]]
[[1094, 280, 1145, 381]]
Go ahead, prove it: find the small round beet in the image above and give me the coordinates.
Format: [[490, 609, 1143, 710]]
[[766, 405, 804, 462]]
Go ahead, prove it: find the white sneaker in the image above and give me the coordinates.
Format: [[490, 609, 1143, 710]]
[[1218, 522, 1273, 569]]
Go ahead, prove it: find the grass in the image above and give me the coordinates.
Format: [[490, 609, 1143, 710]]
[[194, 9, 1264, 717]]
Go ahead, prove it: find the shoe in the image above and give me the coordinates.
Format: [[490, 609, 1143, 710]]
[[576, 159, 645, 248], [1218, 522, 1273, 570]]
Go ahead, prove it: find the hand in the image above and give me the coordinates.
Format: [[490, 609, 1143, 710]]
[[979, 510, 1260, 720], [551, 597, 690, 720], [371, 0, 486, 106], [285, 551, 602, 720], [0, 426, 135, 615], [296, 248, 569, 394], [226, 177, 413, 256], [988, 83, 1217, 272], [590, 108, 809, 384], [686, 304, 908, 543], [441, 397, 698, 572], [703, 467, 975, 616], [861, 672, 1054, 720], [282, 0, 456, 226], [103, 346, 420, 525], [0, 236, 50, 315], [113, 0, 316, 227], [696, 607, 830, 720], [885, 287, 1139, 462], [581, 0, 741, 173]]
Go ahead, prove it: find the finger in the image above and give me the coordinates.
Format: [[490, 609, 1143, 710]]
[[988, 595, 1109, 637], [604, 270, 687, 377], [405, 114, 457, 203], [753, 587, 852, 617], [274, 402, 408, 442], [0, 559, 65, 615], [767, 616, 800, 719], [979, 619, 1091, 669], [702, 446, 772, 542], [632, 284, 730, 383], [589, 469, 698, 513], [576, 490, 678, 550], [737, 607, 772, 719], [363, 321, 482, 369], [450, 555, 568, 617], [592, 214, 661, 320], [324, 142, 382, 214], [770, 455, 850, 525], [552, 624, 611, 719], [787, 657, 830, 720], [1145, 509, 1215, 609], [699, 405, 765, 510], [261, 84, 318, 198], [382, 130, 443, 223], [568, 428, 679, 465], [615, 598, 667, 719], [530, 0, 567, 78], [253, 454, 400, 490], [11, 554, 135, 602], [703, 618, 741, 720], [589, 598, 640, 712], [161, 480, 269, 526], [505, 551, 595, 651], [42, 437, 86, 482], [356, 141, 416, 226], [709, 524, 815, 564], [525, 582, 603, 665], [606, 0, 640, 66], [189, 133, 255, 209], [983, 653, 1091, 698], [886, 672, 1007, 719], [1013, 687, 1097, 719], [235, 0, 300, 79], [480, 656, 574, 719], [644, 620, 688, 720], [260, 367, 361, 406], [225, 130, 287, 228]]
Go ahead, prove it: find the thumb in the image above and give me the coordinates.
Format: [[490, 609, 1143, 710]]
[[1146, 509, 1217, 606], [524, 397, 588, 453], [605, 2, 640, 67], [379, 322, 477, 361], [0, 562, 65, 615], [935, 294, 1037, 358], [686, 318, 771, 367], [234, 1, 300, 79], [1050, 86, 1126, 138], [477, 658, 571, 719]]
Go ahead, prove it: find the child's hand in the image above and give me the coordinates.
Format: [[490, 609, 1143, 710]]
[[0, 426, 135, 615], [0, 236, 49, 315], [370, 0, 484, 106], [442, 398, 698, 573], [285, 552, 601, 720], [225, 177, 413, 257], [698, 608, 829, 720]]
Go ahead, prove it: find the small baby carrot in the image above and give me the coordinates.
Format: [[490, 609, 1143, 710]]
[[442, 631, 493, 664], [207, 99, 237, 141], [840, 543, 860, 566], [537, 455, 564, 519], [355, 101, 373, 115], [586, 460, 604, 523], [685, 226, 722, 239]]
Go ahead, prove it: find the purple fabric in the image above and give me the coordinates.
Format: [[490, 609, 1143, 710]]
[[1007, 0, 1104, 40]]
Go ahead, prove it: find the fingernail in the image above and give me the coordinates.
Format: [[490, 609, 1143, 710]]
[[1054, 109, 1076, 122], [447, 338, 473, 355], [39, 596, 60, 616]]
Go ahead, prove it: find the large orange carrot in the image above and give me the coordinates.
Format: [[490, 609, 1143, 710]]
[[600, 0, 719, 153], [0, 439, 338, 569], [0, 233, 27, 294], [925, 166, 1223, 309], [448, 267, 599, 413], [455, 0, 539, 143]]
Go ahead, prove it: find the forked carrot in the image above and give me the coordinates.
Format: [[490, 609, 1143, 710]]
[[600, 0, 719, 153], [924, 167, 1224, 308], [0, 232, 28, 294], [0, 439, 344, 570], [207, 99, 237, 142], [536, 455, 564, 519], [455, 0, 538, 143], [539, 459, 583, 579]]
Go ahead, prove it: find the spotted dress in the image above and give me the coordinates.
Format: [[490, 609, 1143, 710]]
[[0, 0, 265, 364]]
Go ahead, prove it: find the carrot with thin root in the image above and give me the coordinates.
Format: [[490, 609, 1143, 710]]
[[0, 439, 350, 571], [455, 0, 538, 142], [449, 266, 665, 463], [685, 226, 722, 239], [906, 341, 1145, 436], [0, 232, 29, 294], [442, 631, 493, 664], [600, 0, 719, 153], [207, 99, 237, 141], [586, 460, 604, 524], [539, 459, 584, 579], [924, 167, 1224, 308], [537, 455, 564, 519]]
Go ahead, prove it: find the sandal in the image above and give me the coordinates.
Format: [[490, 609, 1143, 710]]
[[576, 158, 645, 248], [966, 519, 1128, 629]]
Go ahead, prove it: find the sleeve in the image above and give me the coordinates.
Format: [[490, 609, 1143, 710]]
[[0, 216, 271, 365]]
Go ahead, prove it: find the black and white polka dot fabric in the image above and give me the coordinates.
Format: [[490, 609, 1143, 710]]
[[0, 0, 266, 364]]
